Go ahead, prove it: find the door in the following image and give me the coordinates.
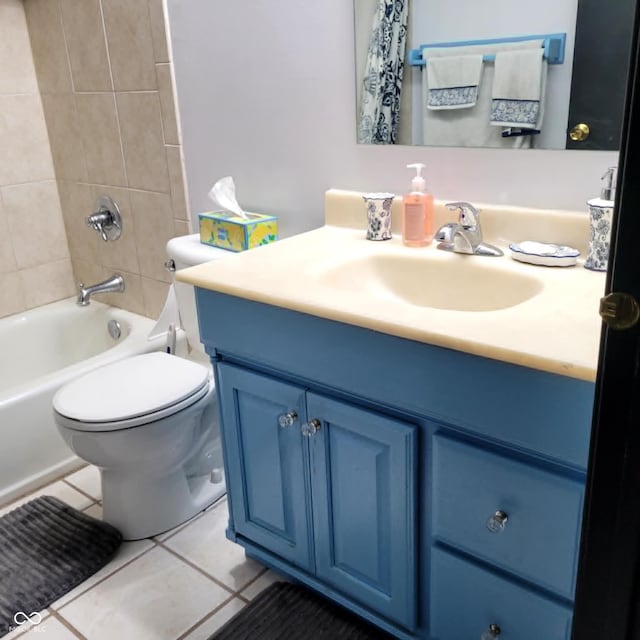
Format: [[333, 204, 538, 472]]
[[566, 0, 635, 150], [572, 1, 640, 636], [306, 393, 417, 630], [216, 363, 313, 571]]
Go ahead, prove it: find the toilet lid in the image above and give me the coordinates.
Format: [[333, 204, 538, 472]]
[[53, 352, 210, 423]]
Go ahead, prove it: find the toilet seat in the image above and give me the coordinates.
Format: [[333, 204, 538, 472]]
[[53, 352, 211, 432]]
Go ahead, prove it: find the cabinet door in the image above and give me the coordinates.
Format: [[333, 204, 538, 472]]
[[306, 393, 417, 630], [217, 363, 313, 571]]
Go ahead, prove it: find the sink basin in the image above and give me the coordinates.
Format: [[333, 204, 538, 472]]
[[313, 252, 544, 312]]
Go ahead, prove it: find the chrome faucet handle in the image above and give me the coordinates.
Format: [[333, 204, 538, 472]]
[[445, 202, 481, 230], [86, 195, 122, 242]]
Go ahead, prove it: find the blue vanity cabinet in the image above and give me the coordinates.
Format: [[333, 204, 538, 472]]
[[216, 362, 418, 630], [196, 289, 596, 640]]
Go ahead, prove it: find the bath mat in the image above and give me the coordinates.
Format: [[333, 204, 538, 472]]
[[210, 581, 393, 639], [0, 496, 122, 637]]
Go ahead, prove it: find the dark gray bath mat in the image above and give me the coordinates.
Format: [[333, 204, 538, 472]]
[[0, 496, 122, 637], [210, 581, 393, 639]]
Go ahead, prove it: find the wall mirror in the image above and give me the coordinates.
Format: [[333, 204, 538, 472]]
[[354, 0, 635, 150]]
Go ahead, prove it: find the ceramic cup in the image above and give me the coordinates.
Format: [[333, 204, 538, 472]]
[[363, 192, 394, 241], [584, 202, 613, 271]]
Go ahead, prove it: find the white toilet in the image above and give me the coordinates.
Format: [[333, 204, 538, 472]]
[[53, 234, 230, 540]]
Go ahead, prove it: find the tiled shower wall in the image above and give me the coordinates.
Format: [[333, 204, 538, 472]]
[[23, 0, 191, 318], [0, 0, 74, 319]]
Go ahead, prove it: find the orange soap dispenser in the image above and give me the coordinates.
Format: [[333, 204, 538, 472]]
[[402, 163, 434, 246]]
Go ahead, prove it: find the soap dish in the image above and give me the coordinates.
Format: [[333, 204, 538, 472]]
[[509, 241, 580, 267]]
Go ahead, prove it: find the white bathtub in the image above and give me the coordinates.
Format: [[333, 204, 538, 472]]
[[0, 297, 184, 506]]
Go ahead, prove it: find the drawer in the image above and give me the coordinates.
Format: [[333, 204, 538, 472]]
[[432, 435, 584, 599], [430, 547, 573, 640]]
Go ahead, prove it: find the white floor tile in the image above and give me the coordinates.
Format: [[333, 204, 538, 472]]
[[82, 503, 103, 519], [163, 500, 264, 591], [58, 546, 231, 640], [18, 616, 78, 640], [183, 598, 246, 640], [240, 569, 284, 600], [0, 481, 93, 518], [51, 538, 154, 609], [64, 465, 101, 501]]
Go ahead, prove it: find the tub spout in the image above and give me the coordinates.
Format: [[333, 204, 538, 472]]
[[76, 274, 125, 306]]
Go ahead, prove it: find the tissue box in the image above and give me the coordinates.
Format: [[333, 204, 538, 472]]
[[198, 211, 278, 252]]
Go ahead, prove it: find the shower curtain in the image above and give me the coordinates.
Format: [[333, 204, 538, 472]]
[[358, 0, 409, 144]]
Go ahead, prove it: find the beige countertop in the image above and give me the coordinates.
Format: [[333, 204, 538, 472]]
[[178, 191, 606, 382]]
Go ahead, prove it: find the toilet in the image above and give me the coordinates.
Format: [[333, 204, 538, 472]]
[[53, 234, 230, 540]]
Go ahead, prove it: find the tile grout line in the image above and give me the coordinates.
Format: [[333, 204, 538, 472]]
[[173, 593, 240, 640], [61, 478, 99, 505], [49, 609, 87, 640]]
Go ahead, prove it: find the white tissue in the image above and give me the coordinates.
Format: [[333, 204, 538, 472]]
[[208, 176, 247, 219]]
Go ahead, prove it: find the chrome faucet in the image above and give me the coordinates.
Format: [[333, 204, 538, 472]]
[[76, 274, 125, 306], [435, 202, 503, 257]]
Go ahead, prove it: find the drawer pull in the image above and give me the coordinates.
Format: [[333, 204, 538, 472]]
[[481, 623, 502, 639], [301, 419, 321, 437], [278, 411, 298, 428], [486, 510, 508, 533]]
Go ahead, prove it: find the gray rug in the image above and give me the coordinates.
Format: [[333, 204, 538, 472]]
[[0, 496, 122, 637], [210, 581, 393, 639]]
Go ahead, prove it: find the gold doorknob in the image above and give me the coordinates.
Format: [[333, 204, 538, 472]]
[[569, 123, 590, 142]]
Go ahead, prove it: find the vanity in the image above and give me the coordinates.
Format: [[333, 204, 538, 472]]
[[178, 191, 604, 639]]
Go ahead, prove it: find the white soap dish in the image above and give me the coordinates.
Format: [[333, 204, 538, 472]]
[[509, 241, 580, 267]]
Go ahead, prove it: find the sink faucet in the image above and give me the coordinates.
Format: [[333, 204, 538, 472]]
[[435, 202, 503, 257], [76, 273, 125, 306]]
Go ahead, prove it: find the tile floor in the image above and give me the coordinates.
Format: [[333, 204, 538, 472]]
[[1, 465, 282, 640]]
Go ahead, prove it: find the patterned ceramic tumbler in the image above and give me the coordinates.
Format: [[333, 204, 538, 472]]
[[363, 193, 394, 241], [584, 200, 613, 271]]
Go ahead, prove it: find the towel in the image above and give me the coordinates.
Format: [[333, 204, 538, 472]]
[[490, 48, 547, 129], [425, 54, 484, 110]]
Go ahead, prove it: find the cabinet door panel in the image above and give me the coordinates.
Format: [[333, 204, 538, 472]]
[[217, 363, 312, 571], [307, 393, 417, 630]]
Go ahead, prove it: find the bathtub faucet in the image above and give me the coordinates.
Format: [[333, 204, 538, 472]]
[[76, 274, 125, 306]]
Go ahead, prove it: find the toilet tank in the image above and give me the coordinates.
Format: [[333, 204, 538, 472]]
[[166, 234, 230, 361]]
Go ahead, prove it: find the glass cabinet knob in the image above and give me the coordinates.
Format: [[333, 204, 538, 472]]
[[278, 411, 298, 428], [486, 510, 509, 533], [301, 419, 321, 437], [481, 623, 501, 640]]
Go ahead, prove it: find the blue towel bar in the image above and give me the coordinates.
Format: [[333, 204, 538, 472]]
[[408, 33, 566, 67]]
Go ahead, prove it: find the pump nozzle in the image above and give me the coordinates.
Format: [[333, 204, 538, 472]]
[[601, 167, 617, 201], [407, 163, 426, 193]]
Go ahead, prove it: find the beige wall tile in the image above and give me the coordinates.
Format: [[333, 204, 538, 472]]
[[141, 277, 169, 319], [0, 272, 26, 318], [91, 185, 140, 274], [173, 219, 191, 237], [20, 258, 75, 309], [76, 93, 126, 187], [102, 268, 145, 314], [23, 0, 73, 94], [130, 190, 173, 282], [102, 0, 157, 91], [42, 94, 88, 182], [116, 92, 169, 193], [165, 145, 188, 221], [0, 196, 17, 273], [58, 181, 98, 264], [148, 0, 169, 63], [0, 1, 39, 95], [0, 94, 55, 185], [71, 258, 106, 290], [3, 181, 70, 269], [59, 0, 112, 92], [156, 64, 179, 144]]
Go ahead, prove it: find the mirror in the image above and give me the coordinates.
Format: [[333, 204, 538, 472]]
[[354, 0, 635, 150]]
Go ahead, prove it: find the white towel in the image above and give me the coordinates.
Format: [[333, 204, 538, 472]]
[[425, 54, 484, 110], [490, 48, 547, 129]]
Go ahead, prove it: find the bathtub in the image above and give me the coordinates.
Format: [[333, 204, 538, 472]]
[[0, 297, 185, 506]]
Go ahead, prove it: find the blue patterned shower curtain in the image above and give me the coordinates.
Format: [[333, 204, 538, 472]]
[[358, 0, 409, 144]]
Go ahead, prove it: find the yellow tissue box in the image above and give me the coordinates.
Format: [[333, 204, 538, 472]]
[[198, 211, 278, 252]]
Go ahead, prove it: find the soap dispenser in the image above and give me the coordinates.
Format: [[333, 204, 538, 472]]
[[402, 163, 434, 247], [585, 167, 616, 271]]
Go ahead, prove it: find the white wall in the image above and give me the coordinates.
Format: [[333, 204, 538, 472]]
[[167, 0, 618, 239]]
